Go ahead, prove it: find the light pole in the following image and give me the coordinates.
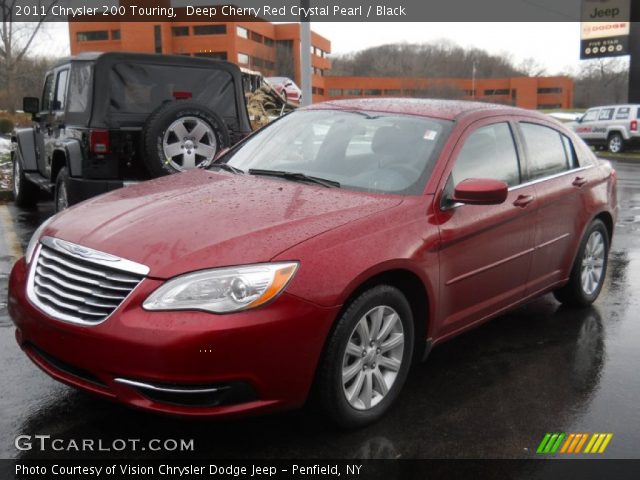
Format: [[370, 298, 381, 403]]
[[300, 0, 312, 106]]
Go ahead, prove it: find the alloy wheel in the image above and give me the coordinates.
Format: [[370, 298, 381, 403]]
[[162, 116, 217, 170], [581, 230, 605, 295], [342, 305, 405, 410], [608, 135, 622, 153]]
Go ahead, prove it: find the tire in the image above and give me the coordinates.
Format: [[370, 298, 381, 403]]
[[11, 150, 39, 208], [314, 285, 414, 428], [553, 219, 609, 307], [142, 101, 230, 178], [607, 132, 624, 153], [54, 167, 71, 213]]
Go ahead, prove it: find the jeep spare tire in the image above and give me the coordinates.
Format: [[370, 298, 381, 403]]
[[142, 101, 230, 177]]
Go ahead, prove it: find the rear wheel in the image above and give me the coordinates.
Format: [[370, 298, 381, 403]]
[[314, 285, 414, 428], [553, 219, 609, 307], [607, 133, 624, 153]]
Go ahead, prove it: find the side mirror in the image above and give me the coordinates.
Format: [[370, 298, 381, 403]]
[[453, 178, 508, 205], [23, 97, 39, 114]]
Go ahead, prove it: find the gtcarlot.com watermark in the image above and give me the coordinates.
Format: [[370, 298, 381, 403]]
[[15, 435, 194, 452]]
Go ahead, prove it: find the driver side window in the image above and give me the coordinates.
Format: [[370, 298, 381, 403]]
[[451, 122, 521, 187], [442, 122, 520, 208]]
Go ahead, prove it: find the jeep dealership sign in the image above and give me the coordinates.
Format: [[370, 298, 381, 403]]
[[581, 0, 630, 59]]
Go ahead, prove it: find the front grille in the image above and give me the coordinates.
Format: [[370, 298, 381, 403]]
[[28, 236, 149, 325]]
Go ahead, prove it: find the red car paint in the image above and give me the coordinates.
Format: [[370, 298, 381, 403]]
[[8, 99, 617, 417]]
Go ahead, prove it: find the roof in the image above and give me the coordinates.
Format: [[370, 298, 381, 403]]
[[51, 51, 237, 71], [307, 98, 540, 121]]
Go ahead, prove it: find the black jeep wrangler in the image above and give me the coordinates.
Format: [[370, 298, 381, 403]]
[[12, 52, 252, 211]]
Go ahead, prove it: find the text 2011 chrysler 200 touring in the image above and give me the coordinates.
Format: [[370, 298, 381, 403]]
[[8, 99, 617, 427]]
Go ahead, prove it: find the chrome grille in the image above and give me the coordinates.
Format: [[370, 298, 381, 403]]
[[27, 236, 149, 325]]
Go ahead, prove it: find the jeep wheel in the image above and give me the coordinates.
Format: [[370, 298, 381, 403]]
[[142, 101, 230, 177], [54, 167, 70, 213], [607, 133, 624, 153], [12, 150, 38, 208]]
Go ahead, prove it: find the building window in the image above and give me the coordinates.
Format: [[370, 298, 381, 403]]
[[237, 53, 249, 64], [365, 89, 382, 96], [345, 89, 362, 96], [313, 67, 324, 76], [484, 89, 510, 96], [76, 31, 109, 42], [464, 89, 476, 96], [250, 31, 263, 43], [195, 51, 228, 60], [537, 87, 563, 94], [384, 89, 401, 96], [312, 87, 325, 95], [328, 89, 342, 96], [154, 25, 162, 53], [537, 103, 562, 110], [264, 60, 275, 70], [172, 26, 189, 37], [265, 37, 275, 47], [193, 25, 226, 35], [237, 26, 248, 38], [111, 30, 121, 40]]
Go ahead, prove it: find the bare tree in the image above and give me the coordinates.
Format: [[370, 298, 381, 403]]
[[0, 0, 59, 111], [517, 57, 548, 77], [573, 58, 629, 108]]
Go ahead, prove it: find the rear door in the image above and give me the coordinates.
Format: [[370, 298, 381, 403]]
[[435, 119, 537, 337], [516, 120, 599, 295]]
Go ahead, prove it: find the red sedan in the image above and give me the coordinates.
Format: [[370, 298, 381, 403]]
[[8, 99, 617, 427]]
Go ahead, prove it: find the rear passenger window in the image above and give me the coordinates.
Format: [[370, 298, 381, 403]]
[[598, 108, 615, 121], [616, 107, 630, 120], [582, 110, 599, 122], [451, 122, 520, 187], [520, 123, 570, 180]]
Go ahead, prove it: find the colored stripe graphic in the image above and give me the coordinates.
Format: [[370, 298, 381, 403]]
[[538, 433, 613, 454]]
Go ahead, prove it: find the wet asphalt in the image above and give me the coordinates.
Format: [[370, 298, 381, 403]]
[[0, 159, 639, 461]]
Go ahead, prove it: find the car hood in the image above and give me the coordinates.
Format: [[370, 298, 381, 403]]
[[45, 170, 402, 278]]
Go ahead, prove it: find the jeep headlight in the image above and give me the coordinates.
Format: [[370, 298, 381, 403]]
[[143, 262, 299, 314]]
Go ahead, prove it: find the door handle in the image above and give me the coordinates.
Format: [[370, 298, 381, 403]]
[[572, 176, 587, 187], [513, 194, 534, 208]]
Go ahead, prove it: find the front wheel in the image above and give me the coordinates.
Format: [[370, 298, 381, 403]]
[[553, 219, 609, 307], [12, 151, 39, 208], [314, 285, 414, 428], [607, 133, 624, 153]]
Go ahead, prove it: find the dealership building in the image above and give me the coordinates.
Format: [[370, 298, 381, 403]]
[[69, 17, 573, 108]]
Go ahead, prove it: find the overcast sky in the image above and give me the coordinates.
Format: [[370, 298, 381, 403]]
[[33, 22, 619, 76]]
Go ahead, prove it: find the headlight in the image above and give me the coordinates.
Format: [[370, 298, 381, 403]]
[[143, 262, 299, 314], [25, 216, 55, 264]]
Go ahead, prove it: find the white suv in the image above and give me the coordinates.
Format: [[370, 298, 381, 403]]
[[571, 104, 640, 153]]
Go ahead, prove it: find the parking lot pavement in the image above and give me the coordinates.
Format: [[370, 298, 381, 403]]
[[0, 159, 639, 460]]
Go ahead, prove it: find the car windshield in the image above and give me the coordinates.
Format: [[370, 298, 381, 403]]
[[217, 109, 452, 195]]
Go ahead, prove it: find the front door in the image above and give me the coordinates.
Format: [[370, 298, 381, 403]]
[[435, 119, 537, 338]]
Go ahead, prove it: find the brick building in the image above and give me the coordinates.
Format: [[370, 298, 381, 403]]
[[69, 14, 573, 108]]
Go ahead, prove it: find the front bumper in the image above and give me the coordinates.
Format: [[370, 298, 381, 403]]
[[8, 258, 339, 417]]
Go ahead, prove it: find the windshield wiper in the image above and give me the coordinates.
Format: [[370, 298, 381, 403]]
[[248, 169, 340, 188], [208, 163, 245, 175]]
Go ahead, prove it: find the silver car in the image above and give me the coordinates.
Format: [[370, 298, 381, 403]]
[[571, 104, 640, 153]]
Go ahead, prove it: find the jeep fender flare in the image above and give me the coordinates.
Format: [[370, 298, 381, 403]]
[[13, 128, 38, 171], [56, 139, 84, 178]]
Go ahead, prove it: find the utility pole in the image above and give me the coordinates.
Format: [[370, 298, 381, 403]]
[[629, 0, 640, 102], [300, 0, 312, 106]]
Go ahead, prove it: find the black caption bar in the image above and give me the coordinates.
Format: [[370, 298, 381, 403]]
[[2, 459, 640, 480], [0, 0, 586, 22]]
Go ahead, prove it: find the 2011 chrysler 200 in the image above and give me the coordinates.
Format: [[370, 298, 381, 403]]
[[9, 99, 617, 427]]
